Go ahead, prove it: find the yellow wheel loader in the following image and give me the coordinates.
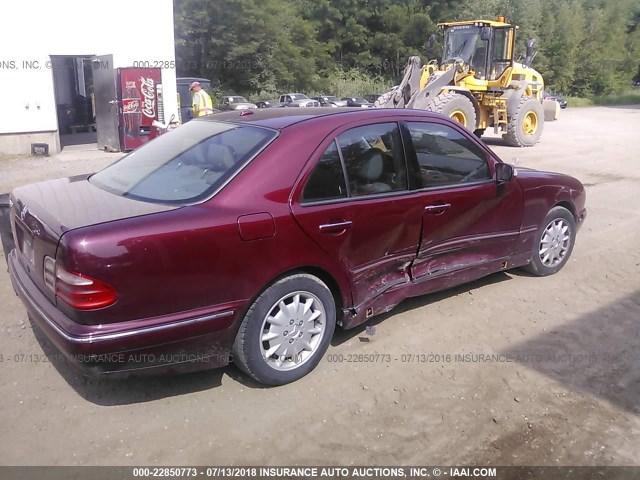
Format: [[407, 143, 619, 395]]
[[376, 17, 548, 147]]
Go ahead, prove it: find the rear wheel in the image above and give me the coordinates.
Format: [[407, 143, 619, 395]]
[[523, 206, 576, 276], [232, 273, 336, 386], [425, 93, 477, 131], [503, 96, 544, 147]]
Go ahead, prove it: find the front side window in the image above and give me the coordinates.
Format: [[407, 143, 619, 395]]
[[90, 121, 276, 204], [406, 122, 491, 188], [337, 123, 408, 196]]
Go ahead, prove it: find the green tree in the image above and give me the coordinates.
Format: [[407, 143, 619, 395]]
[[174, 0, 640, 98]]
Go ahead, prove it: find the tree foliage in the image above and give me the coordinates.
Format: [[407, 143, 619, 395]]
[[174, 0, 640, 97]]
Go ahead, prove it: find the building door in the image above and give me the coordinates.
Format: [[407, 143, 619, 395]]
[[92, 54, 120, 152]]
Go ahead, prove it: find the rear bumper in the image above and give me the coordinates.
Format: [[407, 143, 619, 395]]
[[8, 250, 240, 376]]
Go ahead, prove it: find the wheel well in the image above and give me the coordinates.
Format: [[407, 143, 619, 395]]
[[231, 266, 348, 340], [260, 266, 346, 324], [555, 200, 576, 217], [298, 266, 344, 313]]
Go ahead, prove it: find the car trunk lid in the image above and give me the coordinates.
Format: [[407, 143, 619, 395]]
[[10, 174, 177, 302]]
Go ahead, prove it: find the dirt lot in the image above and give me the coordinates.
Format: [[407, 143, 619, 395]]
[[0, 107, 639, 466]]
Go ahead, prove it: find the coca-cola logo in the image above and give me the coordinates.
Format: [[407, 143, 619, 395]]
[[140, 76, 156, 119], [123, 99, 140, 113]]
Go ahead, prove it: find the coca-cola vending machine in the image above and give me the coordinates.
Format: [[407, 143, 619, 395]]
[[117, 68, 162, 151]]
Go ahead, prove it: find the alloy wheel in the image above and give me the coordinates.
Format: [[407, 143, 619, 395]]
[[259, 291, 326, 371]]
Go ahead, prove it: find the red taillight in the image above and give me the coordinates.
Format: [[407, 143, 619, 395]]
[[55, 265, 117, 310]]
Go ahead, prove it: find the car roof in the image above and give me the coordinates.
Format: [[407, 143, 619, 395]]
[[198, 107, 444, 130]]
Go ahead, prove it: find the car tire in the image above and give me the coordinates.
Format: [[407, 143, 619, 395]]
[[232, 273, 336, 386], [522, 206, 576, 276], [503, 96, 544, 147]]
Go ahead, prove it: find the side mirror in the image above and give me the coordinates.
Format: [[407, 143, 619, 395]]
[[480, 26, 491, 41], [495, 163, 514, 183], [525, 38, 538, 66]]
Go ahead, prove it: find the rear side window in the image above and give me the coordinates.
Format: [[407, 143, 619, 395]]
[[301, 123, 408, 203], [406, 122, 491, 188], [302, 141, 347, 203], [90, 121, 276, 204], [337, 123, 408, 196]]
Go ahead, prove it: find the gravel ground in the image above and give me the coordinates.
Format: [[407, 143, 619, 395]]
[[0, 106, 639, 466]]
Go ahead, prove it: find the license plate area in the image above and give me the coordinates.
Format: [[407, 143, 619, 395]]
[[15, 222, 35, 268]]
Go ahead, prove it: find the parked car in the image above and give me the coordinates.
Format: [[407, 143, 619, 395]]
[[256, 100, 281, 108], [176, 77, 213, 122], [343, 97, 374, 108], [311, 96, 348, 108], [218, 96, 258, 111], [278, 93, 319, 107], [364, 94, 382, 104], [6, 108, 586, 386], [542, 90, 567, 109]]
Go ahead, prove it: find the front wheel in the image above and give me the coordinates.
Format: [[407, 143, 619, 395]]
[[522, 206, 576, 276], [232, 273, 336, 385]]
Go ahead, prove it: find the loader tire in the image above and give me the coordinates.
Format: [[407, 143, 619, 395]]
[[503, 96, 544, 147], [374, 87, 400, 108], [425, 93, 477, 131]]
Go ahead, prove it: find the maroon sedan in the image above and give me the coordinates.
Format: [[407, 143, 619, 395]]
[[7, 108, 586, 385]]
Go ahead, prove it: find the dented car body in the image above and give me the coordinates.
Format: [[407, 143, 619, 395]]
[[7, 108, 586, 384]]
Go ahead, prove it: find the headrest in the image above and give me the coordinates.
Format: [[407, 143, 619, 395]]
[[357, 149, 384, 181]]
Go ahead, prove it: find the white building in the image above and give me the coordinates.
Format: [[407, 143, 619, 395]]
[[0, 0, 179, 155]]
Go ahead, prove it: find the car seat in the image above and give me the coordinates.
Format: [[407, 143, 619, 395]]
[[352, 148, 393, 195]]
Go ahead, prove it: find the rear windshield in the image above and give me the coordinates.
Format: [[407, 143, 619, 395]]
[[90, 120, 277, 204]]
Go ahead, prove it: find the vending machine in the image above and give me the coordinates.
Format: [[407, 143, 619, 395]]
[[117, 67, 162, 151], [92, 56, 163, 152]]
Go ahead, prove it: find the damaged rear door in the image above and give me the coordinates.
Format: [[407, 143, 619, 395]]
[[290, 121, 423, 313]]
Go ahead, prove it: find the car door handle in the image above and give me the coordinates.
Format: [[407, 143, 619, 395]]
[[318, 220, 352, 234], [424, 203, 451, 215]]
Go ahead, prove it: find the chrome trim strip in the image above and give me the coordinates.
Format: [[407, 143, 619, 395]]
[[9, 252, 234, 345]]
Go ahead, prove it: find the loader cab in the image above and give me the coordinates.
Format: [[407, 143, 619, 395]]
[[440, 19, 516, 83]]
